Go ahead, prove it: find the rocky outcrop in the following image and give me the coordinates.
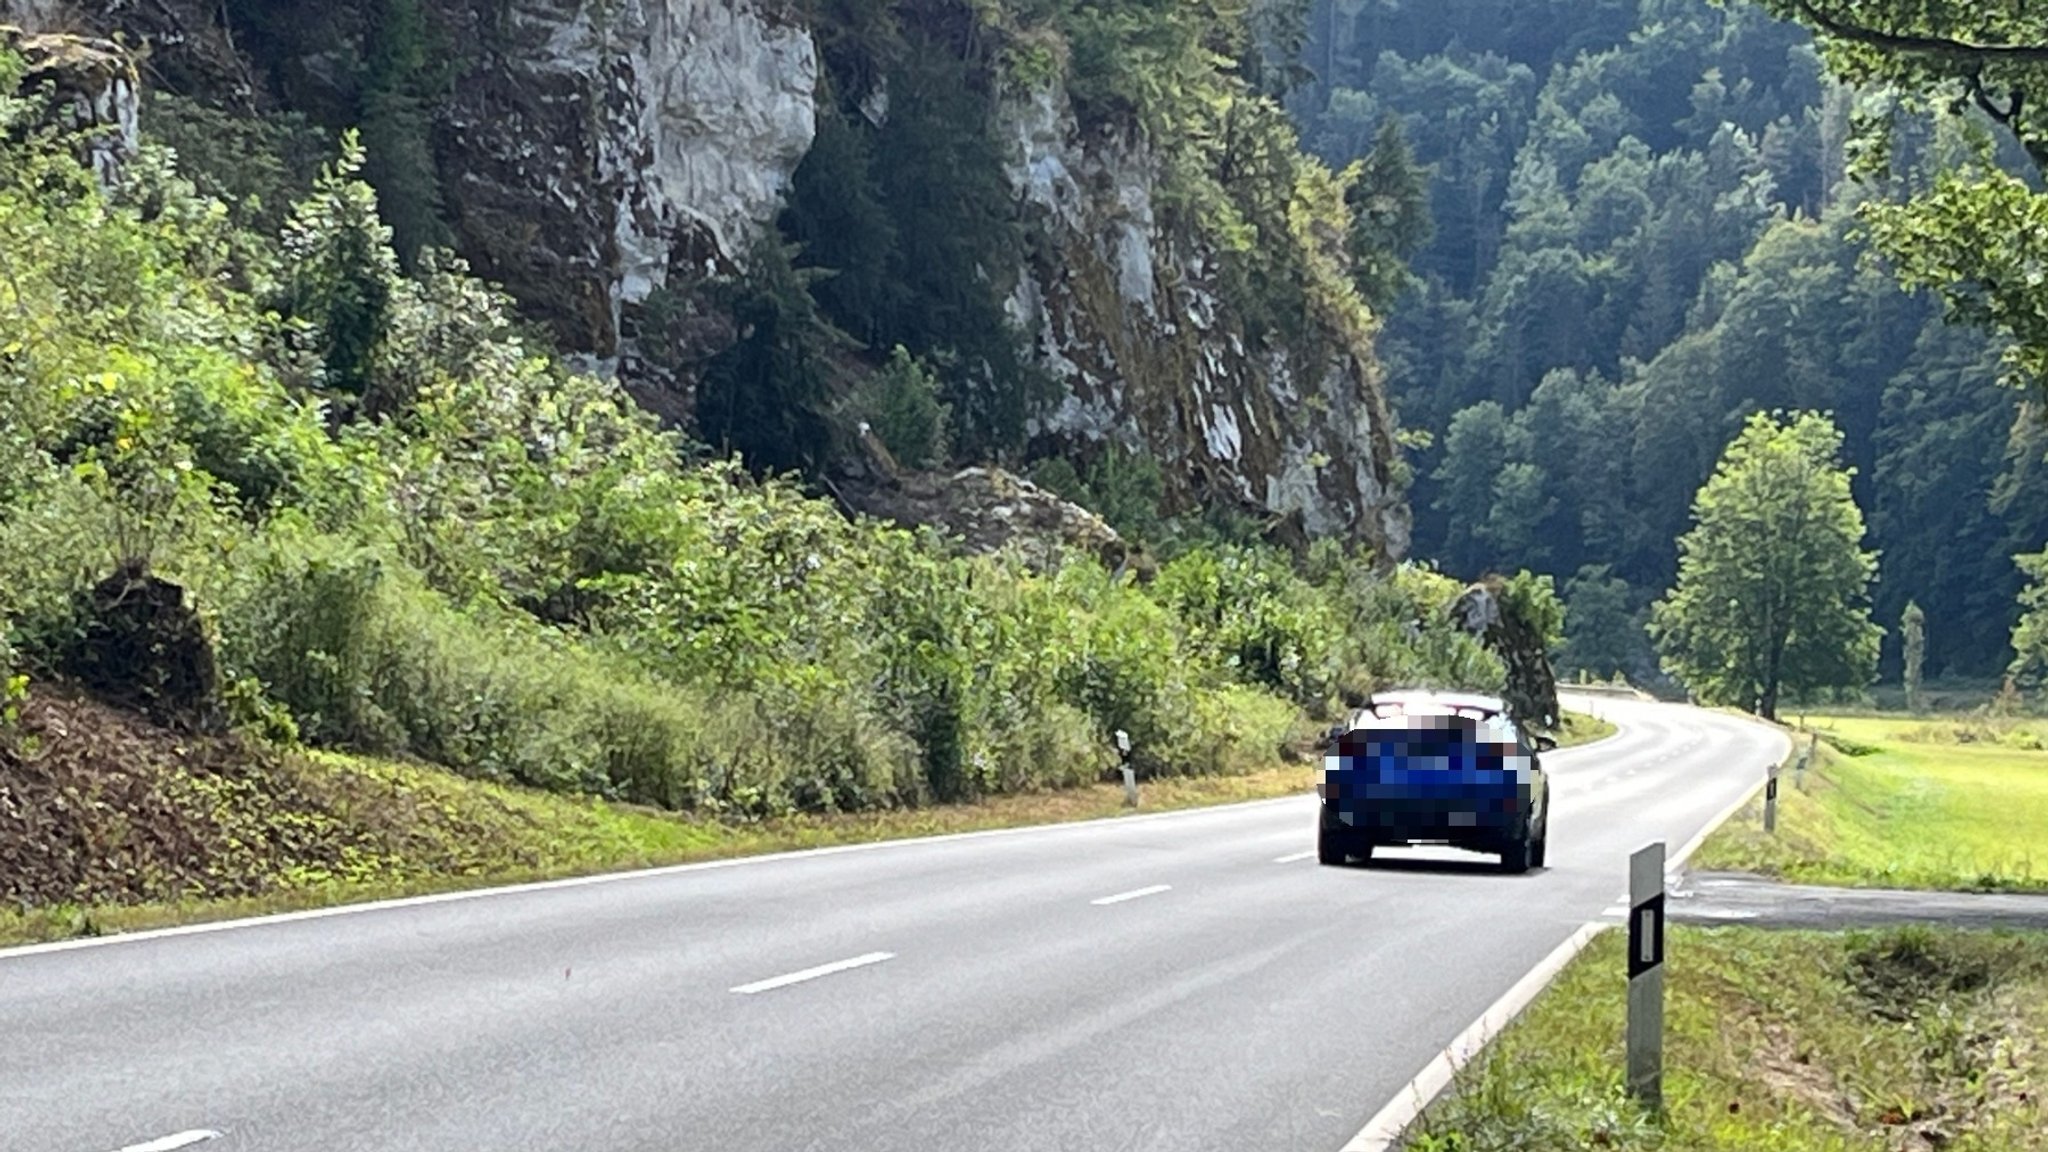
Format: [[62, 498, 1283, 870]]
[[435, 0, 816, 361], [1000, 84, 1410, 558], [836, 448, 1129, 573], [0, 22, 139, 183], [1451, 580, 1560, 732], [7, 0, 1409, 554], [61, 560, 224, 734]]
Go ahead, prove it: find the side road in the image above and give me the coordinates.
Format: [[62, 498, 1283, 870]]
[[1670, 871, 2048, 929]]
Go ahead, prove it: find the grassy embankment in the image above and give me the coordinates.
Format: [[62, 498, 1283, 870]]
[[0, 704, 1614, 949], [1406, 925, 2048, 1152], [1408, 712, 2048, 1150], [1696, 714, 2048, 892]]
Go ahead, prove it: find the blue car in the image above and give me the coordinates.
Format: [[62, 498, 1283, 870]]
[[1317, 690, 1554, 873]]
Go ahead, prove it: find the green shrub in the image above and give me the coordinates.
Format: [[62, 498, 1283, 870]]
[[843, 345, 951, 469], [1153, 545, 1341, 709], [1318, 557, 1507, 701], [206, 522, 919, 814]]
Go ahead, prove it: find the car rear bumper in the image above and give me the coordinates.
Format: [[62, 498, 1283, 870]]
[[1321, 793, 1532, 846]]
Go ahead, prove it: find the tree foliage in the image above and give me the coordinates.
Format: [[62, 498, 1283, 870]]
[[1650, 412, 1882, 719], [1299, 0, 2047, 680], [1749, 0, 2048, 398], [1560, 564, 1641, 681]]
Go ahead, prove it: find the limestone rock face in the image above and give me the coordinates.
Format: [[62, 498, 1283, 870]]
[[1451, 581, 1560, 732], [838, 462, 1129, 574], [999, 83, 1411, 559], [433, 0, 817, 361], [4, 0, 1410, 554], [0, 22, 139, 183]]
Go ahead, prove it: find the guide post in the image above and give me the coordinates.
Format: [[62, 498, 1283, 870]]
[[1764, 760, 1781, 834], [1627, 842, 1666, 1114], [1115, 730, 1137, 807]]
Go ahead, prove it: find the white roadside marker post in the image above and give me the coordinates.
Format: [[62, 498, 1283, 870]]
[[1115, 729, 1138, 808], [1764, 759, 1781, 835], [1627, 842, 1667, 1115]]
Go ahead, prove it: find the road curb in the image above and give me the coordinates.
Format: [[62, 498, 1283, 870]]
[[1338, 921, 1612, 1152]]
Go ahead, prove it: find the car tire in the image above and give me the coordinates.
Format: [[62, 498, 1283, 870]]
[[1498, 836, 1534, 875], [1531, 814, 1549, 869], [1317, 823, 1346, 866]]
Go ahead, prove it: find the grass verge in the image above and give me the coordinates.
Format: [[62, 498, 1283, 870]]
[[1, 707, 1612, 949], [1406, 925, 2048, 1152], [1557, 708, 1619, 748], [0, 749, 1314, 949], [1694, 714, 2048, 892]]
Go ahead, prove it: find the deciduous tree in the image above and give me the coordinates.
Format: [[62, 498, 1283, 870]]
[[1650, 411, 1881, 719]]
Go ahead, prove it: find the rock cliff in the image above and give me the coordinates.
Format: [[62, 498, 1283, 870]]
[[999, 81, 1408, 555], [432, 0, 817, 361], [1, 0, 1411, 556]]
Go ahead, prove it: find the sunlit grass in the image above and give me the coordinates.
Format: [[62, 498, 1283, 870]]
[[1557, 708, 1619, 748], [1696, 714, 2048, 892], [1409, 926, 2048, 1151]]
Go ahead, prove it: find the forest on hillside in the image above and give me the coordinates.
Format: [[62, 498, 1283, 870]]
[[1293, 0, 2048, 686]]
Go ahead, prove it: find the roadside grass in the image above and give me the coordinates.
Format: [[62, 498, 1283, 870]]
[[2, 707, 1614, 949], [1557, 709, 1619, 748], [1694, 714, 2048, 892], [0, 749, 1313, 949], [1406, 925, 2048, 1152]]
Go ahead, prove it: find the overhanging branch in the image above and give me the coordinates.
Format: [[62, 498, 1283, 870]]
[[1791, 0, 2048, 64]]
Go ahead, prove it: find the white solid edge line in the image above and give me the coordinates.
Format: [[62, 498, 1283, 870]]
[[1669, 721, 1794, 875], [1274, 851, 1317, 864], [1091, 884, 1172, 906], [729, 951, 895, 995], [114, 1131, 222, 1152], [1338, 922, 1612, 1152], [0, 793, 1308, 963]]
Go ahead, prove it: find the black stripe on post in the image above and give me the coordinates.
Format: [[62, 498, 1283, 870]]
[[1628, 893, 1666, 979]]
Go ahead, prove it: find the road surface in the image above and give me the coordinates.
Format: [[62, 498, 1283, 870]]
[[1672, 872, 2048, 929], [1, 696, 1785, 1152]]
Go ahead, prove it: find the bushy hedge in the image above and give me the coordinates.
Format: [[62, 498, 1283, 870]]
[[0, 64, 1503, 816]]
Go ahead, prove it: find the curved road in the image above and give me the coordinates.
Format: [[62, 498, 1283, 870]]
[[1, 696, 1785, 1152]]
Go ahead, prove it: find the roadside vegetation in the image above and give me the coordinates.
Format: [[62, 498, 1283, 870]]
[[0, 688, 1317, 948], [1696, 715, 2048, 893], [0, 47, 1575, 940], [1557, 709, 1618, 748], [1408, 925, 2048, 1152]]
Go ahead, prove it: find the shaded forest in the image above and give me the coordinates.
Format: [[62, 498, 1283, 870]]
[[1293, 0, 2048, 684]]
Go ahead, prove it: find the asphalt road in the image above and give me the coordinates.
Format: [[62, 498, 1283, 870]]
[[1, 695, 1785, 1152], [1672, 872, 2048, 929]]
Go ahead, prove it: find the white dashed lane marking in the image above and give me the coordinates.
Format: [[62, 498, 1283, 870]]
[[1091, 885, 1173, 906], [1273, 851, 1316, 864], [113, 1131, 222, 1152], [730, 952, 896, 995]]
